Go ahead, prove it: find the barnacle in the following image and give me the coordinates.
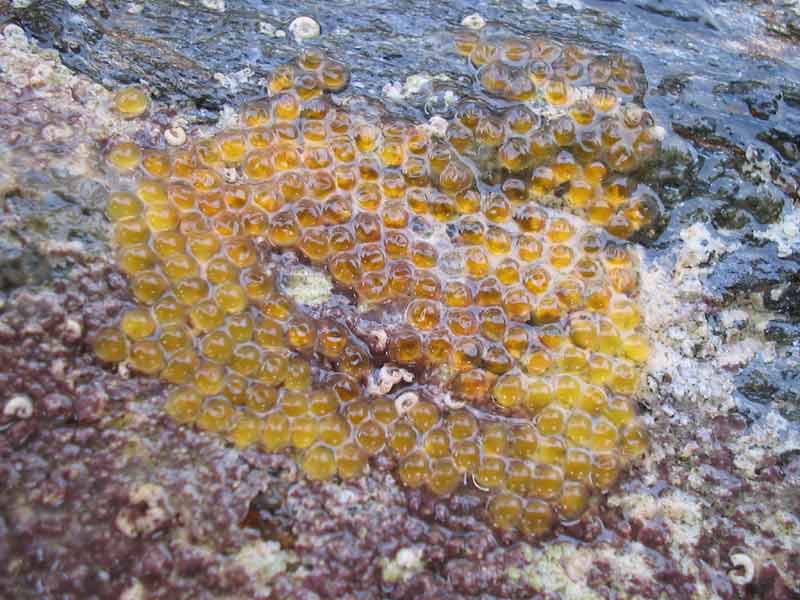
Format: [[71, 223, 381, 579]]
[[95, 35, 659, 536]]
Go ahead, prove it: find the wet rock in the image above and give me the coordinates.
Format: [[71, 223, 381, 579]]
[[634, 0, 719, 28], [761, 4, 800, 42], [735, 189, 785, 225], [0, 242, 51, 292], [638, 148, 698, 212], [758, 127, 800, 163], [764, 319, 800, 345], [712, 204, 751, 231], [763, 279, 800, 318], [715, 80, 782, 121], [2, 1, 800, 599], [707, 245, 800, 299], [737, 362, 800, 421]]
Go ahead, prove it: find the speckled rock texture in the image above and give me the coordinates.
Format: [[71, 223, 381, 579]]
[[0, 1, 798, 599]]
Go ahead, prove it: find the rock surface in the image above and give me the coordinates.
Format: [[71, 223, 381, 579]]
[[0, 1, 799, 598]]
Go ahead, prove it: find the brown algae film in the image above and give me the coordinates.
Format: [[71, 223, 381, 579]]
[[95, 33, 659, 536]]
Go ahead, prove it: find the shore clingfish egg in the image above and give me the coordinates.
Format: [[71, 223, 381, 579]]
[[113, 86, 150, 118], [97, 32, 657, 537]]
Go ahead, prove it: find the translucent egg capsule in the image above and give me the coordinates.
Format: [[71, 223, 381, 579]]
[[488, 493, 522, 530], [398, 452, 430, 488], [97, 42, 657, 534], [520, 499, 555, 537], [94, 327, 129, 363], [108, 142, 142, 171], [129, 340, 165, 375], [475, 456, 506, 489], [113, 86, 149, 118]]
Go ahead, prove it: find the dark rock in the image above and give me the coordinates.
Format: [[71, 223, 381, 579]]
[[712, 205, 751, 231], [758, 128, 800, 162], [735, 190, 785, 225], [707, 245, 800, 299], [763, 279, 800, 318], [737, 361, 800, 421], [764, 319, 800, 344], [715, 80, 781, 121], [0, 243, 51, 292]]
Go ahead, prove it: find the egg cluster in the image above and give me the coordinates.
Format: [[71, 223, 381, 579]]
[[94, 36, 657, 535], [452, 31, 662, 240]]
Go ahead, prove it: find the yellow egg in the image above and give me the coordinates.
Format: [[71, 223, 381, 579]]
[[302, 446, 337, 480], [93, 327, 128, 363], [108, 142, 142, 171], [114, 86, 149, 118], [97, 40, 658, 536]]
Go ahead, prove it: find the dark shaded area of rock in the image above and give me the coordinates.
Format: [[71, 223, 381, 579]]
[[712, 204, 751, 231], [737, 360, 800, 422], [0, 242, 50, 292], [758, 128, 800, 162], [763, 278, 800, 319], [634, 0, 720, 28], [765, 319, 800, 344], [715, 80, 782, 121], [707, 245, 800, 300]]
